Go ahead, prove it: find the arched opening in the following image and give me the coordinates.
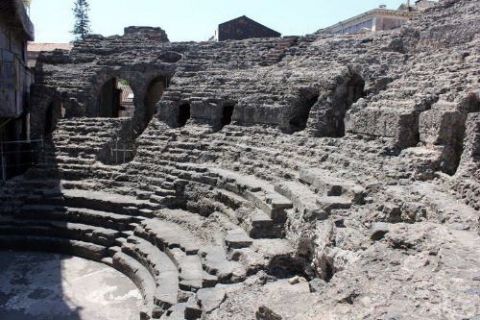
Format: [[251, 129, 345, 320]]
[[336, 74, 365, 137], [177, 103, 191, 127], [96, 78, 134, 118], [177, 103, 190, 127], [221, 103, 235, 128], [44, 100, 64, 136], [288, 94, 319, 133], [144, 76, 167, 123]]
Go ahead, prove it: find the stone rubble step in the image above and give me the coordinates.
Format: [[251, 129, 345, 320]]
[[224, 229, 253, 249], [136, 219, 202, 255], [199, 246, 246, 284], [168, 248, 205, 292], [299, 167, 366, 203], [274, 181, 328, 221], [121, 235, 180, 310]]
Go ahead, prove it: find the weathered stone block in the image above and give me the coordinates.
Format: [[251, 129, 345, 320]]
[[419, 101, 465, 145], [346, 103, 420, 148]]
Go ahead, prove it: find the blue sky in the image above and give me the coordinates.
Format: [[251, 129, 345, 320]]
[[30, 0, 408, 43]]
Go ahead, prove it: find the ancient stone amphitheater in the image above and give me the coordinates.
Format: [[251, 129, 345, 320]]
[[1, 0, 480, 319]]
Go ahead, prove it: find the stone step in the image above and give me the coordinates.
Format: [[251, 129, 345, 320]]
[[168, 248, 207, 292], [299, 168, 366, 203], [135, 219, 202, 255], [121, 235, 180, 310], [61, 189, 161, 216], [0, 218, 121, 247], [274, 181, 327, 221], [241, 209, 283, 239], [17, 205, 142, 230], [211, 168, 293, 222], [199, 246, 246, 284], [0, 235, 107, 261], [224, 229, 253, 249], [111, 249, 162, 319]]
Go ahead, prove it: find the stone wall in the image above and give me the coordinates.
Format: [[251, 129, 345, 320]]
[[31, 0, 480, 178]]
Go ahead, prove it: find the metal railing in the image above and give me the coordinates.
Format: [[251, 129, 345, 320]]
[[0, 138, 45, 183], [110, 138, 135, 165]]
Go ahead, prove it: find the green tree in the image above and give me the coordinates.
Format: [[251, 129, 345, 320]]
[[72, 0, 91, 41]]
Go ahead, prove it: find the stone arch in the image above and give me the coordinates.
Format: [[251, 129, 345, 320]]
[[44, 99, 65, 136], [287, 93, 320, 134], [307, 71, 365, 137], [144, 76, 168, 124], [337, 73, 365, 136], [95, 77, 134, 118], [220, 102, 236, 129], [177, 103, 191, 127]]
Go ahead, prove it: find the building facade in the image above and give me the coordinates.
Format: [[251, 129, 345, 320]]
[[319, 6, 414, 35], [214, 16, 281, 41], [318, 2, 438, 35], [0, 0, 34, 181]]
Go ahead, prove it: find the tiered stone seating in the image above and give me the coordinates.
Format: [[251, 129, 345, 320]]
[[0, 120, 303, 320]]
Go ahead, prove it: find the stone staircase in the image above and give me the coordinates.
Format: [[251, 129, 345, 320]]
[[0, 171, 297, 319], [128, 120, 424, 186], [0, 117, 305, 319]]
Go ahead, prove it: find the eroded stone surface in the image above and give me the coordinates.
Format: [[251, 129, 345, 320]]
[[1, 0, 480, 319]]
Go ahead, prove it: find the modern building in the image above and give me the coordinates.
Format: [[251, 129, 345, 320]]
[[414, 0, 437, 11], [214, 16, 281, 41], [0, 0, 34, 181], [318, 1, 437, 35]]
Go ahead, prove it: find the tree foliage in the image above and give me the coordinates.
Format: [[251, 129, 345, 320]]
[[72, 0, 91, 41]]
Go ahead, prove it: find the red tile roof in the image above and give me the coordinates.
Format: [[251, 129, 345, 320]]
[[27, 43, 73, 52]]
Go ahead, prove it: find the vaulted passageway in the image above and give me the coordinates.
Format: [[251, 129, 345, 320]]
[[144, 76, 167, 124], [96, 78, 134, 118], [288, 94, 319, 133], [221, 103, 235, 128], [44, 100, 64, 136], [335, 73, 365, 137], [177, 103, 191, 127]]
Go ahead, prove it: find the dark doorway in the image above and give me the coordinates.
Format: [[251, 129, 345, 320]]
[[177, 103, 191, 127], [289, 95, 319, 133], [44, 101, 63, 136], [44, 102, 56, 135], [97, 79, 133, 118], [144, 77, 166, 123], [221, 103, 235, 128], [336, 74, 365, 137]]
